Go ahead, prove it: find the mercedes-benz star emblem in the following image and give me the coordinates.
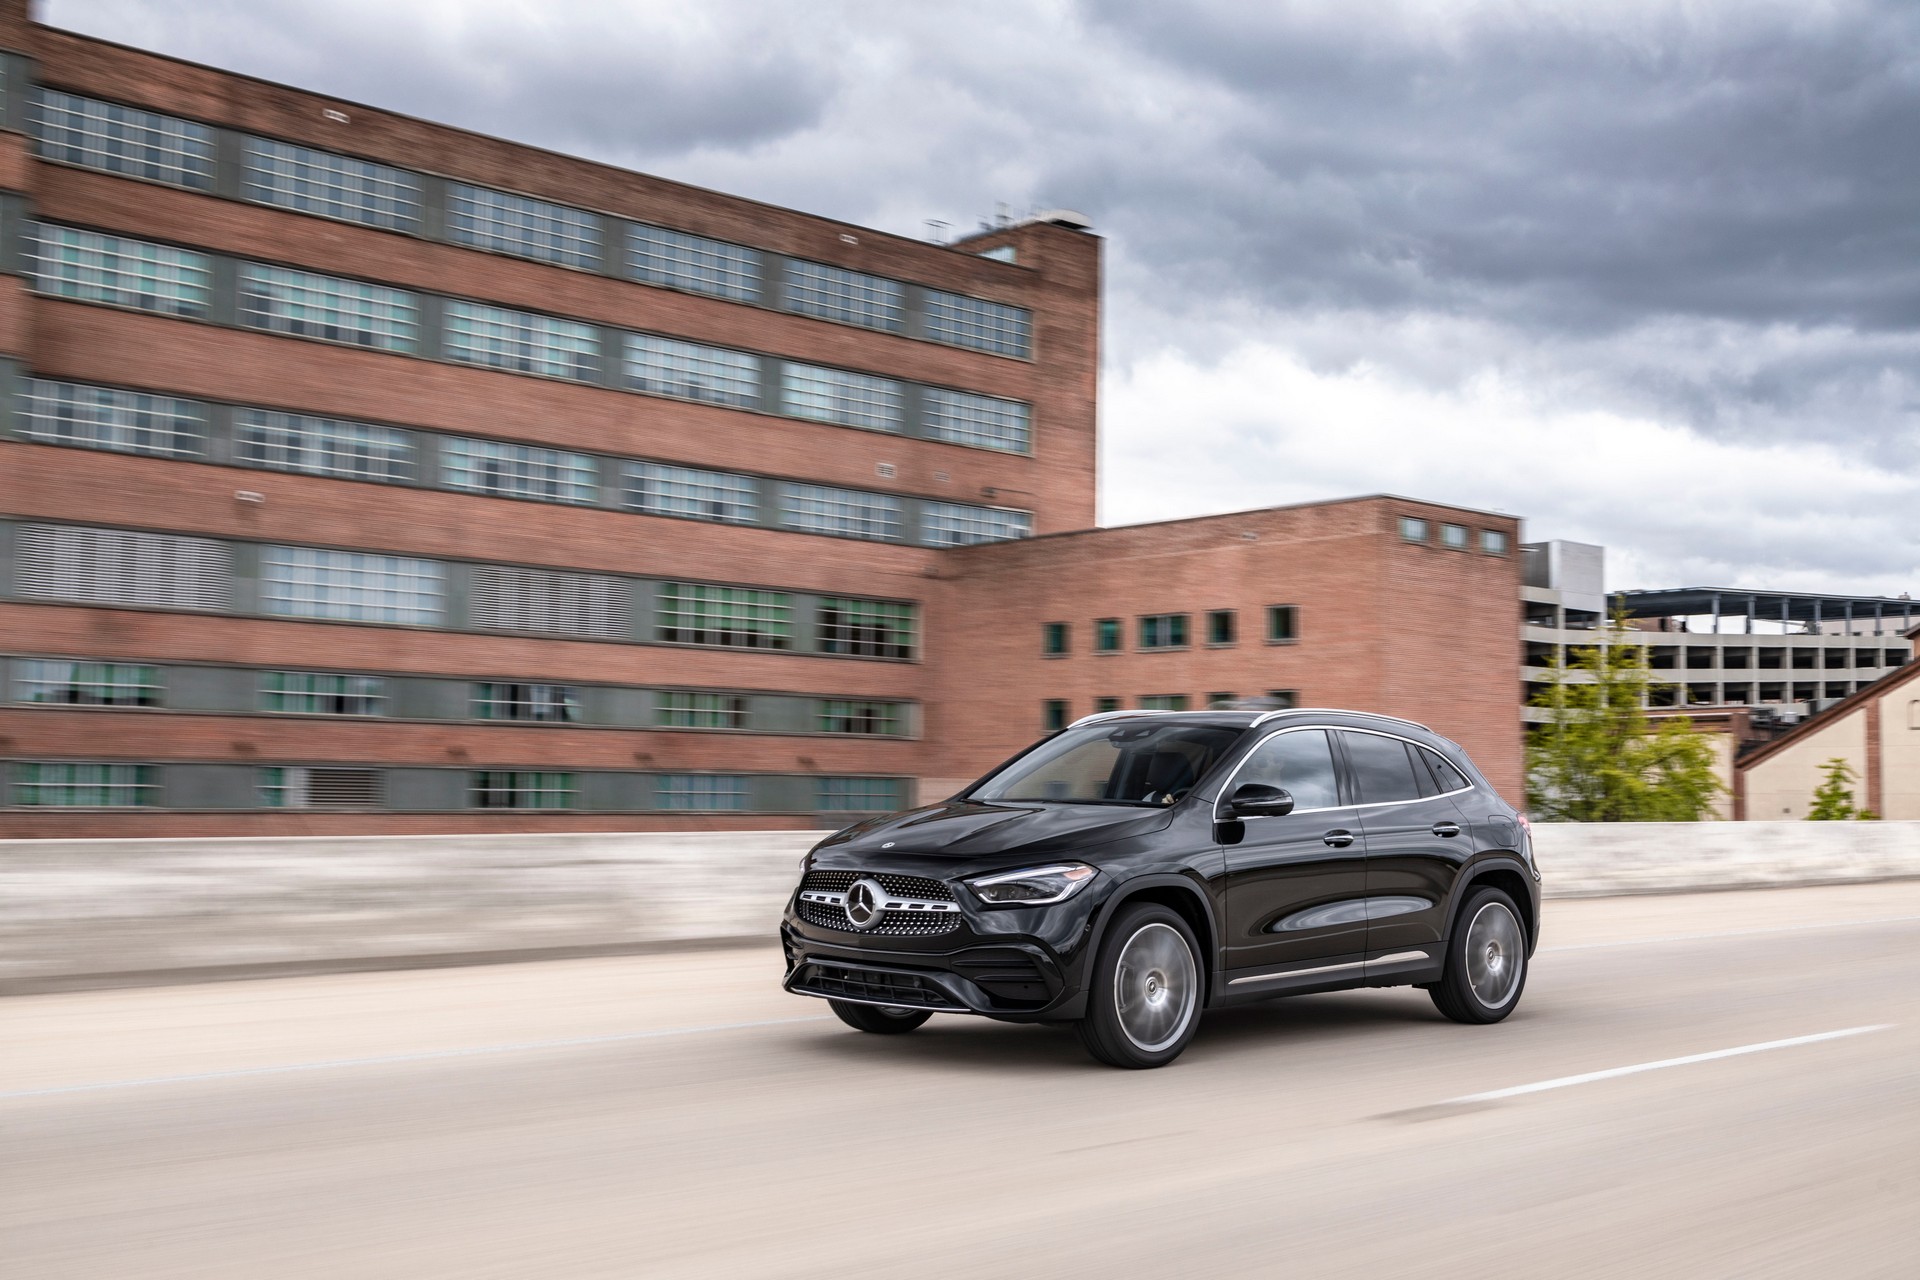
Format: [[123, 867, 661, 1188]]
[[844, 878, 885, 931]]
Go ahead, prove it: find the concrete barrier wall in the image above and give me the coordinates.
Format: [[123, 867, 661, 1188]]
[[3, 822, 1917, 991]]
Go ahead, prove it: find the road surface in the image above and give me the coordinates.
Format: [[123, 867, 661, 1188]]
[[5, 881, 1919, 1278]]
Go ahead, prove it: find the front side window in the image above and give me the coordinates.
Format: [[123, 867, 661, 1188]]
[[18, 379, 205, 458], [1342, 731, 1424, 805], [443, 301, 598, 381], [1231, 729, 1340, 810], [238, 264, 418, 352], [472, 682, 580, 723], [971, 721, 1244, 806], [30, 89, 215, 189], [1139, 614, 1189, 649], [447, 184, 599, 269], [242, 137, 420, 231], [260, 546, 445, 625], [236, 409, 415, 482], [1096, 618, 1121, 652], [260, 671, 387, 716], [15, 660, 161, 707], [784, 260, 904, 332], [29, 223, 210, 316], [14, 761, 158, 807], [780, 364, 905, 434], [818, 598, 915, 659], [471, 771, 576, 810], [657, 584, 792, 650]]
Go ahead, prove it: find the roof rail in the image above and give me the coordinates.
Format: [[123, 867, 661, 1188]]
[[1251, 707, 1433, 732]]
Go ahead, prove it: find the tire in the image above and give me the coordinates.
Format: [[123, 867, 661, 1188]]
[[1076, 903, 1204, 1069], [829, 1000, 933, 1034], [1430, 886, 1529, 1025]]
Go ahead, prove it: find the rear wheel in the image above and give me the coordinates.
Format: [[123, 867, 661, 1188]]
[[829, 1000, 932, 1034], [1430, 887, 1529, 1024], [1076, 904, 1204, 1068]]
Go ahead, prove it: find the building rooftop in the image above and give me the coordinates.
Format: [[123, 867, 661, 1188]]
[[1621, 588, 1916, 624]]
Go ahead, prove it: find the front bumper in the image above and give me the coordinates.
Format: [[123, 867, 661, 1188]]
[[781, 922, 1088, 1021]]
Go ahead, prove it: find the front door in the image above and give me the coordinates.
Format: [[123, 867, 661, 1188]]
[[1219, 727, 1369, 979]]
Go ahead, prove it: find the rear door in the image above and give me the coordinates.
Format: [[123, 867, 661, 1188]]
[[1339, 730, 1472, 967]]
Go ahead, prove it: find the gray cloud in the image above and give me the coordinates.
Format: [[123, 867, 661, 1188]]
[[40, 0, 1920, 591]]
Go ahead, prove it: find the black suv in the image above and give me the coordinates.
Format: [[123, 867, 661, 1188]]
[[781, 708, 1540, 1068]]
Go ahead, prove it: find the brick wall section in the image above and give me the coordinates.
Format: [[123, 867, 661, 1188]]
[[924, 496, 1526, 800]]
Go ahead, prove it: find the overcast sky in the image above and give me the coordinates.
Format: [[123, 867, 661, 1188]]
[[45, 0, 1920, 596]]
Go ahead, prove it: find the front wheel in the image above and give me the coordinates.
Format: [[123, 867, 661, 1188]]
[[829, 1000, 932, 1034], [1076, 904, 1204, 1068], [1430, 886, 1529, 1024]]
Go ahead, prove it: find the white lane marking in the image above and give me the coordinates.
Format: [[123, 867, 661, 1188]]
[[1543, 913, 1920, 952], [1444, 1025, 1893, 1106], [0, 1015, 831, 1102]]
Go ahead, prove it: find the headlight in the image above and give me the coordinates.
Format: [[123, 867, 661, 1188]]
[[965, 862, 1096, 905]]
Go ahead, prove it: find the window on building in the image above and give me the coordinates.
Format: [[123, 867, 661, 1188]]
[[627, 224, 760, 301], [238, 264, 418, 351], [1265, 689, 1299, 709], [472, 682, 580, 723], [1207, 610, 1236, 646], [1044, 699, 1069, 731], [818, 598, 916, 659], [443, 300, 598, 381], [28, 223, 210, 317], [14, 761, 157, 807], [623, 461, 757, 524], [923, 290, 1032, 357], [1398, 516, 1429, 543], [1267, 605, 1299, 644], [920, 388, 1032, 453], [780, 484, 903, 542], [258, 766, 382, 808], [623, 333, 758, 407], [1206, 691, 1236, 707], [1096, 618, 1122, 652], [441, 436, 597, 505], [1043, 622, 1069, 656], [15, 660, 161, 707], [920, 502, 1032, 547], [817, 776, 904, 812], [446, 184, 599, 269], [657, 584, 792, 650], [260, 671, 387, 716], [30, 89, 215, 188], [13, 524, 231, 612], [471, 771, 576, 810], [656, 691, 749, 729], [784, 260, 905, 332], [1482, 529, 1510, 556], [779, 364, 905, 434], [817, 700, 906, 735], [468, 565, 631, 639], [18, 379, 205, 458], [1139, 614, 1190, 649], [1440, 523, 1469, 550], [657, 774, 748, 811], [260, 546, 444, 625], [1095, 697, 1121, 713], [242, 137, 420, 231], [235, 409, 416, 482], [1139, 695, 1190, 711]]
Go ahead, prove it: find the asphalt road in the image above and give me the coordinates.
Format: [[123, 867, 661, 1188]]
[[5, 882, 1919, 1279]]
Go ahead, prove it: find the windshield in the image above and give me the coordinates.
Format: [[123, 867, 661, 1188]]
[[970, 722, 1246, 806]]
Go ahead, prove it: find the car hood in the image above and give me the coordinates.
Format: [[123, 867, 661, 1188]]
[[812, 799, 1175, 864]]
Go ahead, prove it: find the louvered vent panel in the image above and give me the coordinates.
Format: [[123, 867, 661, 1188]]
[[304, 768, 381, 808], [468, 565, 632, 639], [15, 524, 231, 611]]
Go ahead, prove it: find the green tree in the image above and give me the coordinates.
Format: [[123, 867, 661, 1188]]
[[1526, 607, 1725, 822], [1806, 758, 1876, 820]]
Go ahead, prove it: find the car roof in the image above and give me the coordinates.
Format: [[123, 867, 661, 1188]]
[[1067, 708, 1434, 734]]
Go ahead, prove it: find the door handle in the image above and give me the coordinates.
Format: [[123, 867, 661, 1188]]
[[1323, 829, 1355, 848], [1432, 822, 1461, 837]]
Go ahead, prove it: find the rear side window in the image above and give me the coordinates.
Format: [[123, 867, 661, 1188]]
[[1233, 729, 1340, 811], [1342, 731, 1424, 805]]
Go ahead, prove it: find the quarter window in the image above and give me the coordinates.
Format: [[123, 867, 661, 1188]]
[[238, 264, 418, 351], [235, 409, 415, 482], [30, 89, 215, 189], [1417, 747, 1471, 794], [15, 660, 161, 707], [1342, 732, 1424, 805], [627, 224, 760, 301], [29, 224, 210, 316], [19, 379, 205, 458], [784, 260, 904, 332], [442, 301, 598, 381], [242, 137, 420, 231], [1233, 729, 1340, 811], [446, 184, 599, 269], [1139, 614, 1189, 649]]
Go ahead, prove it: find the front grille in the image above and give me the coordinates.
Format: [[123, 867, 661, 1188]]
[[802, 869, 953, 901], [797, 962, 959, 1009], [796, 899, 960, 936]]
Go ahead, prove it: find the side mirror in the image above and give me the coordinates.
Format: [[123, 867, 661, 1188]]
[[1228, 782, 1294, 818]]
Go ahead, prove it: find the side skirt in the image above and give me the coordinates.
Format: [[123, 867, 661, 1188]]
[[1214, 947, 1444, 1005]]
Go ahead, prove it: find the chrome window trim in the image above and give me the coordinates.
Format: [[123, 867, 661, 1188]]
[[1211, 723, 1473, 820], [1210, 725, 1348, 820]]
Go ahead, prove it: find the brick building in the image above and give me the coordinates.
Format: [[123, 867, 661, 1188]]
[[0, 1, 1523, 835]]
